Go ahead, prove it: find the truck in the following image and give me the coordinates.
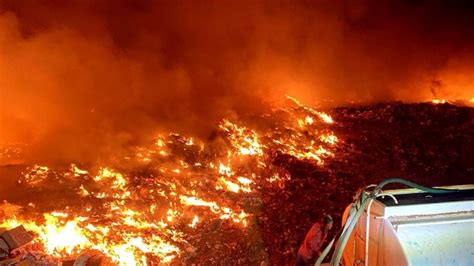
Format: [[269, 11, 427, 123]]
[[316, 178, 474, 266]]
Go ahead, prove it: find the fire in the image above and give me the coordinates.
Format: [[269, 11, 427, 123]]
[[0, 96, 339, 264], [0, 213, 89, 256], [432, 99, 447, 104], [179, 196, 219, 209], [18, 165, 50, 185], [218, 162, 233, 176], [237, 176, 253, 185], [286, 95, 334, 124], [218, 177, 242, 193], [320, 133, 338, 145], [317, 112, 334, 124], [267, 172, 291, 188], [189, 215, 199, 228], [40, 214, 89, 254], [219, 119, 264, 156], [94, 168, 127, 190]]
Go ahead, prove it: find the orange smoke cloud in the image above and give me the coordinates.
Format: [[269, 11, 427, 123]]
[[0, 0, 473, 163]]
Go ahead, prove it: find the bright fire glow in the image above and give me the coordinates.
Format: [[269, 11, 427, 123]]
[[432, 99, 447, 104], [0, 96, 339, 264]]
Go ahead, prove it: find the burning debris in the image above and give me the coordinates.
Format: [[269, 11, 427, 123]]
[[1, 1, 473, 264], [0, 99, 472, 265], [0, 99, 339, 265]]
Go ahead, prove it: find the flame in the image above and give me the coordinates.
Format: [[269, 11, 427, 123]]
[[237, 176, 252, 185], [1, 214, 89, 256], [286, 96, 334, 124], [18, 165, 50, 185], [0, 96, 339, 264], [317, 112, 334, 124], [71, 164, 88, 176], [219, 120, 264, 156], [189, 215, 199, 228], [179, 196, 220, 212], [432, 99, 447, 104], [320, 133, 338, 145]]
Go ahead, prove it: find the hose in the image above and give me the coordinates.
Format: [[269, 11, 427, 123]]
[[373, 178, 459, 195], [314, 178, 460, 266], [315, 199, 358, 266]]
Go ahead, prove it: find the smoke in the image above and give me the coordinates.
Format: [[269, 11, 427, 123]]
[[0, 0, 473, 163]]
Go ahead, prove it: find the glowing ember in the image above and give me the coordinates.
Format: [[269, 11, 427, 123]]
[[317, 112, 334, 124], [189, 215, 199, 228], [219, 119, 264, 156], [320, 133, 338, 145], [432, 99, 447, 104], [71, 164, 88, 176], [18, 165, 50, 185], [0, 97, 339, 264]]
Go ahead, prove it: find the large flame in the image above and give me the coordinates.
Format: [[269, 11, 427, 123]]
[[0, 97, 340, 264]]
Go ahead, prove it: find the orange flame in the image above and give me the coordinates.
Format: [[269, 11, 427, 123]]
[[1, 96, 339, 264]]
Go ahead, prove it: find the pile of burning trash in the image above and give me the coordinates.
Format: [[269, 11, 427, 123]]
[[1, 225, 110, 265], [1, 99, 472, 265], [0, 97, 339, 265]]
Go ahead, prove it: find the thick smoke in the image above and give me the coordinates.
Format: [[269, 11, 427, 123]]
[[0, 0, 473, 164]]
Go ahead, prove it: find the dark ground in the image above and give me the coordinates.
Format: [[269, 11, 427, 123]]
[[259, 102, 474, 265]]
